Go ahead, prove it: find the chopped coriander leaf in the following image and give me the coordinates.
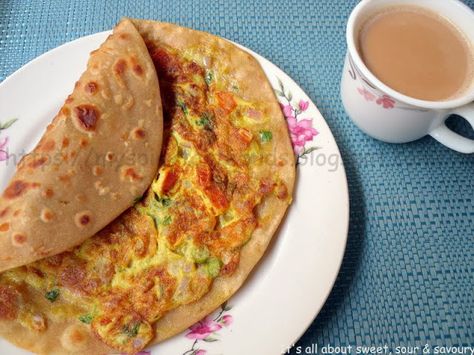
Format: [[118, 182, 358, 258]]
[[205, 70, 214, 85], [45, 289, 60, 302], [154, 193, 171, 207], [177, 99, 188, 114], [122, 323, 140, 338], [162, 215, 172, 225], [259, 130, 273, 143], [196, 114, 212, 129], [79, 314, 94, 324]]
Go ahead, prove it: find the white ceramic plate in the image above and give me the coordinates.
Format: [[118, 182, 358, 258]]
[[0, 32, 349, 355]]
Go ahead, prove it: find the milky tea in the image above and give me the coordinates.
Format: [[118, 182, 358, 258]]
[[358, 5, 474, 101]]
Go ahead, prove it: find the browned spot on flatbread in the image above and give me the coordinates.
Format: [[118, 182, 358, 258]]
[[38, 139, 55, 152], [62, 137, 70, 148], [65, 95, 74, 104], [28, 156, 48, 169], [133, 64, 144, 76], [130, 55, 144, 76], [92, 165, 104, 176], [12, 233, 27, 247], [74, 81, 81, 89], [0, 223, 9, 232], [79, 137, 89, 148], [0, 208, 9, 218], [121, 166, 143, 182], [105, 152, 114, 161], [40, 208, 55, 223], [131, 127, 146, 140], [42, 188, 54, 198], [74, 211, 93, 228], [61, 107, 71, 117], [114, 59, 127, 76], [84, 81, 99, 95], [3, 180, 29, 199], [13, 210, 21, 217], [73, 105, 100, 132], [119, 33, 129, 40]]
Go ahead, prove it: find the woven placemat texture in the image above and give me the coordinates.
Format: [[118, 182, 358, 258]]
[[1, 0, 473, 353]]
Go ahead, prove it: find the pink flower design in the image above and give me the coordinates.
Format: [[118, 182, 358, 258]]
[[280, 103, 294, 119], [376, 95, 396, 109], [298, 100, 309, 112], [287, 117, 319, 155], [182, 303, 232, 355], [357, 87, 375, 102], [0, 136, 9, 161], [186, 317, 222, 340], [221, 314, 233, 326]]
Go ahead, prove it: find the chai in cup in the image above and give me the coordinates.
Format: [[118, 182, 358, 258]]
[[358, 5, 474, 101]]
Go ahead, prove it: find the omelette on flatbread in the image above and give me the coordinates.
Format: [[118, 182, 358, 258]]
[[0, 19, 295, 354]]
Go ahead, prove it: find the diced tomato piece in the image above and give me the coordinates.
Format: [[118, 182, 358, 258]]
[[196, 163, 211, 186], [237, 128, 253, 145], [99, 316, 111, 326], [161, 169, 178, 194], [205, 184, 229, 210], [216, 92, 237, 114]]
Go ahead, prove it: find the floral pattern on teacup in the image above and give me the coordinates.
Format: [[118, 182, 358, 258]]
[[357, 87, 396, 109], [348, 55, 427, 112]]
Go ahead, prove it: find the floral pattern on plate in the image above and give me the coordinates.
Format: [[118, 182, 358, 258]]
[[274, 78, 320, 162], [0, 118, 17, 162], [182, 303, 233, 355]]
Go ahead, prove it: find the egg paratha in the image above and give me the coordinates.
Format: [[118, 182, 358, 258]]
[[0, 20, 295, 354]]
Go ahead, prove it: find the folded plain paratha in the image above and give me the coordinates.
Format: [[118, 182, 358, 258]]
[[0, 19, 295, 354], [0, 18, 163, 271]]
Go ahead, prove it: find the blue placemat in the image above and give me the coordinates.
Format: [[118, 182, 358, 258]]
[[1, 0, 473, 353]]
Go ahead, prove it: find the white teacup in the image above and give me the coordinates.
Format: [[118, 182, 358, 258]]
[[341, 0, 474, 154]]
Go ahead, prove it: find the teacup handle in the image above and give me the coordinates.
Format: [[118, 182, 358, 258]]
[[429, 102, 474, 154]]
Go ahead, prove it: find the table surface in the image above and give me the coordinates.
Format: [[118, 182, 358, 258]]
[[1, 0, 473, 353]]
